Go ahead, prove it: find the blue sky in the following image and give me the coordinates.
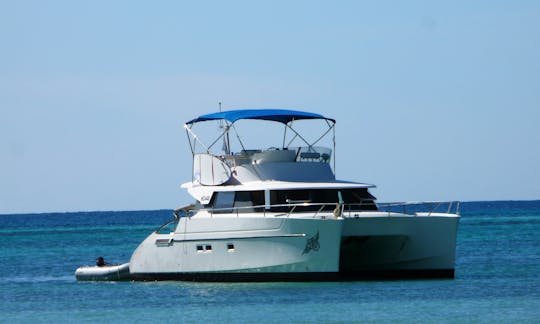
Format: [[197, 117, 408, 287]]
[[1, 1, 539, 213]]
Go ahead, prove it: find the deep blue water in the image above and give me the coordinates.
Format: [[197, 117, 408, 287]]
[[1, 201, 539, 323]]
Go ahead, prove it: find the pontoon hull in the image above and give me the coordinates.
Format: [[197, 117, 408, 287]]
[[340, 213, 459, 278], [129, 217, 342, 280], [128, 213, 459, 281]]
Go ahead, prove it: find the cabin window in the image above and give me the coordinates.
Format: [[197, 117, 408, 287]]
[[269, 189, 377, 212], [341, 189, 378, 211], [270, 189, 337, 212], [227, 243, 235, 251], [212, 192, 235, 213], [234, 191, 264, 213], [210, 191, 264, 213]]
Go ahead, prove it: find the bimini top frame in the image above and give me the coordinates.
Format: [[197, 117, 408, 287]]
[[184, 108, 337, 170], [185, 109, 335, 125]]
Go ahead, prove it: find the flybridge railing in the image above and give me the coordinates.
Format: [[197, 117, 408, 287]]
[[184, 110, 337, 170], [215, 145, 333, 168], [293, 146, 332, 163]]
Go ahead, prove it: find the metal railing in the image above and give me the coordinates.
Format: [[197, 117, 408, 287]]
[[201, 200, 460, 218], [214, 145, 334, 168], [155, 200, 460, 233], [155, 204, 195, 233], [207, 202, 335, 218], [376, 201, 461, 216]]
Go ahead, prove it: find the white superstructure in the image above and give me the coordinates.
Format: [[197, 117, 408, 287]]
[[127, 109, 460, 281]]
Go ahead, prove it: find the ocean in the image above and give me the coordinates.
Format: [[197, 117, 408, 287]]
[[1, 201, 539, 323]]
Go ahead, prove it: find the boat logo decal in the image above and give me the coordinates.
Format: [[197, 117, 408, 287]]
[[302, 231, 320, 255]]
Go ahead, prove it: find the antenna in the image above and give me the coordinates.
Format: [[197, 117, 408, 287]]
[[218, 102, 230, 154]]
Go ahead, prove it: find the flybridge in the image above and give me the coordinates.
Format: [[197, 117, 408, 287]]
[[184, 109, 338, 186]]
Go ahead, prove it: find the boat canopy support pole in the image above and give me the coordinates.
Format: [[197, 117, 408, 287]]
[[285, 132, 299, 148], [230, 123, 264, 180], [331, 121, 336, 173], [282, 122, 288, 149], [284, 121, 335, 153], [310, 122, 335, 147], [185, 126, 195, 182], [185, 126, 194, 155], [231, 124, 248, 153], [207, 123, 230, 153], [284, 123, 314, 149], [184, 124, 212, 154]]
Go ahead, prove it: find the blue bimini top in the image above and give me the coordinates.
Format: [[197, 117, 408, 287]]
[[185, 109, 335, 125]]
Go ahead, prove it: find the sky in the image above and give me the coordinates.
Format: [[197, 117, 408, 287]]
[[1, 1, 539, 214]]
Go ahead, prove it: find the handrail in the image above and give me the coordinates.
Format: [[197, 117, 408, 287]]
[[154, 200, 459, 234], [208, 202, 335, 217], [377, 201, 461, 216], [204, 200, 460, 218], [156, 204, 196, 234], [154, 200, 459, 233], [212, 145, 333, 167], [155, 218, 180, 234], [173, 204, 196, 219]]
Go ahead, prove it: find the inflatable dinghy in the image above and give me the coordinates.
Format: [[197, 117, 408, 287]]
[[75, 262, 131, 281]]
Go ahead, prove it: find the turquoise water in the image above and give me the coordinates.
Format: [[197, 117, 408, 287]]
[[1, 201, 539, 323]]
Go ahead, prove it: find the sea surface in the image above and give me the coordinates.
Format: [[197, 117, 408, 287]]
[[1, 201, 539, 323]]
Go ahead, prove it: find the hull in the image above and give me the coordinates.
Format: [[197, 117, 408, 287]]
[[340, 213, 460, 278], [129, 213, 459, 281], [129, 217, 343, 280]]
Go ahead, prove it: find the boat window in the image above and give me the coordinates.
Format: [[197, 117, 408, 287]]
[[211, 191, 265, 213], [209, 189, 376, 213], [196, 244, 213, 253], [212, 192, 235, 213], [269, 189, 377, 212], [270, 189, 337, 212], [234, 191, 265, 213], [341, 189, 378, 211], [155, 218, 179, 234]]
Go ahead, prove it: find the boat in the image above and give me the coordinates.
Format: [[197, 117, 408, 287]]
[[76, 108, 460, 281], [75, 263, 131, 281], [125, 108, 460, 281]]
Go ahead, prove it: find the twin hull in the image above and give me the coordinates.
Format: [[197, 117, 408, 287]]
[[129, 214, 459, 281]]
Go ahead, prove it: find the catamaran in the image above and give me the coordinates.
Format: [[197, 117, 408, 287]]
[[77, 109, 460, 281]]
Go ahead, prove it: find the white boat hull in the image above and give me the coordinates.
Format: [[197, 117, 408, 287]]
[[129, 217, 342, 281], [340, 213, 459, 278], [128, 213, 459, 281]]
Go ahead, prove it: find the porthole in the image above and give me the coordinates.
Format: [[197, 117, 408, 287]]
[[196, 244, 212, 253]]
